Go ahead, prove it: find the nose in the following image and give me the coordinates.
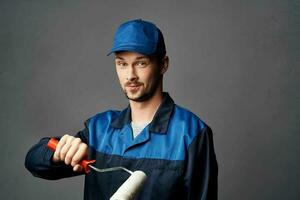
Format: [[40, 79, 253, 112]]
[[126, 65, 138, 82]]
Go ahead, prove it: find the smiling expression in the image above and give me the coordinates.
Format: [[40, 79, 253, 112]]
[[115, 51, 163, 102]]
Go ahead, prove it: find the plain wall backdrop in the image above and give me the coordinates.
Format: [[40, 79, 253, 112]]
[[0, 0, 299, 199]]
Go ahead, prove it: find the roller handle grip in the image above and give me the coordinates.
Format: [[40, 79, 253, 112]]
[[47, 138, 95, 173]]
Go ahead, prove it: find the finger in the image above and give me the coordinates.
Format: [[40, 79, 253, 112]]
[[53, 134, 69, 162], [60, 136, 75, 161], [73, 164, 83, 172], [71, 142, 88, 167], [52, 152, 60, 163], [64, 138, 82, 165]]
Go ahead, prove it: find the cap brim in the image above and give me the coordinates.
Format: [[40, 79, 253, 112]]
[[107, 45, 156, 56]]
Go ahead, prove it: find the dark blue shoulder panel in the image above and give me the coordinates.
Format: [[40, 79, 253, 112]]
[[88, 106, 206, 161]]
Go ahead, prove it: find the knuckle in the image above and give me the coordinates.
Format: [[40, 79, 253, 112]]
[[73, 138, 81, 144], [80, 143, 88, 149], [60, 151, 66, 158], [67, 136, 74, 143], [61, 134, 69, 140], [60, 147, 67, 153], [65, 155, 72, 161]]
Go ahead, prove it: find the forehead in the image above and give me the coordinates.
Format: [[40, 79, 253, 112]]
[[114, 51, 150, 61]]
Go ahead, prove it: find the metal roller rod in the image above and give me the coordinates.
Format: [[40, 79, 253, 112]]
[[89, 165, 133, 175]]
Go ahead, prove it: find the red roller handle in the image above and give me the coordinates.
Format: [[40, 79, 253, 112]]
[[47, 138, 95, 173]]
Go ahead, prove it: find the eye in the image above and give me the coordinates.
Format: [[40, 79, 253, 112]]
[[136, 61, 148, 67], [116, 61, 127, 68]]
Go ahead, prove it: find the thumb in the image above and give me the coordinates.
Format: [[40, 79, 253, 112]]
[[73, 164, 83, 172]]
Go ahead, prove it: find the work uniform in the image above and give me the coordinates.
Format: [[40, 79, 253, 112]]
[[25, 92, 218, 200]]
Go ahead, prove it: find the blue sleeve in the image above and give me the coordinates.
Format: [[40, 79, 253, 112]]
[[184, 126, 218, 200], [24, 121, 89, 180]]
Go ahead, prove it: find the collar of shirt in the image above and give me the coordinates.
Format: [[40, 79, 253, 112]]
[[110, 92, 174, 134]]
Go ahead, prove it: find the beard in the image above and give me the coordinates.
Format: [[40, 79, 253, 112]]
[[123, 75, 162, 102]]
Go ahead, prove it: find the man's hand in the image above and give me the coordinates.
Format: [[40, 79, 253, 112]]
[[52, 134, 88, 172]]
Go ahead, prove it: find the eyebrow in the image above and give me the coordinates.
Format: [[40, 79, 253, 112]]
[[115, 56, 149, 60], [115, 56, 124, 60], [135, 56, 148, 60]]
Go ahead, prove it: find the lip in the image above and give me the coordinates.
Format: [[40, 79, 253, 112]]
[[126, 84, 142, 91], [126, 83, 142, 87], [127, 85, 140, 89]]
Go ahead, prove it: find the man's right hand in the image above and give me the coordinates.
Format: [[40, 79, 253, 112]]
[[52, 134, 88, 172]]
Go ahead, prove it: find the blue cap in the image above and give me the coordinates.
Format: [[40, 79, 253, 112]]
[[108, 19, 166, 56]]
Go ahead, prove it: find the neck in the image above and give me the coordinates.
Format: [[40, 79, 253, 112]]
[[129, 89, 164, 124]]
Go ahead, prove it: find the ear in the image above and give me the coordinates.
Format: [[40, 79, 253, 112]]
[[160, 56, 169, 75]]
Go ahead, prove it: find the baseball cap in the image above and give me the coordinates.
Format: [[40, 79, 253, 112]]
[[107, 19, 166, 56]]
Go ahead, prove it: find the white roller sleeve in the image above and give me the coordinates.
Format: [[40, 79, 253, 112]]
[[110, 171, 147, 200]]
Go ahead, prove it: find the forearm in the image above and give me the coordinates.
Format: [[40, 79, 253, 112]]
[[25, 137, 82, 180], [184, 126, 218, 200], [25, 121, 90, 179]]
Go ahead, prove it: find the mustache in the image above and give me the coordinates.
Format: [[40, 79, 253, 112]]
[[125, 81, 143, 87]]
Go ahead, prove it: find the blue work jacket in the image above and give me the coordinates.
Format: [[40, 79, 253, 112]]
[[25, 93, 218, 200]]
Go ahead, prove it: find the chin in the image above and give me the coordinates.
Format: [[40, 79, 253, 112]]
[[127, 92, 155, 102], [127, 94, 143, 101], [125, 90, 143, 99]]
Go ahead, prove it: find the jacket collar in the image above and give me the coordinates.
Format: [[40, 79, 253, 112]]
[[110, 92, 174, 134]]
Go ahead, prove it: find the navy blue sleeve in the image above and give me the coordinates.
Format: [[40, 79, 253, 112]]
[[24, 122, 89, 180], [184, 125, 218, 200]]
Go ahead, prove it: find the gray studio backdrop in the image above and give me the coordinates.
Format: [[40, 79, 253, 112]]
[[0, 0, 299, 199]]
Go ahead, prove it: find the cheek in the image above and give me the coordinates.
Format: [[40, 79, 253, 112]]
[[139, 72, 151, 83], [116, 71, 125, 86], [143, 72, 158, 86]]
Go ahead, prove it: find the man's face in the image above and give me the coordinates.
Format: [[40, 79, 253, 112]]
[[115, 51, 162, 102]]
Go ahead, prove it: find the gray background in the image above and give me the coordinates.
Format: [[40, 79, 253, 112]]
[[0, 0, 299, 199]]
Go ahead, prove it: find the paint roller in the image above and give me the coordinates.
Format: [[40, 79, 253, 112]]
[[47, 138, 147, 200]]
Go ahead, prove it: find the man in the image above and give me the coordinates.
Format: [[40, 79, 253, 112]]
[[25, 19, 218, 200]]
